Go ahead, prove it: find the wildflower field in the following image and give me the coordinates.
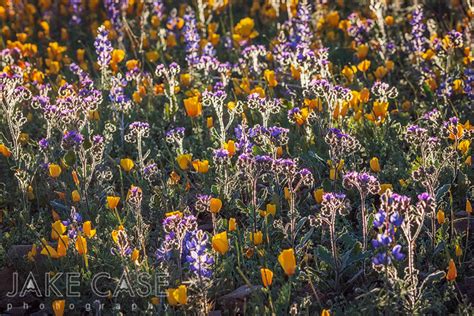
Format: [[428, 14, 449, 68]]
[[0, 0, 473, 314]]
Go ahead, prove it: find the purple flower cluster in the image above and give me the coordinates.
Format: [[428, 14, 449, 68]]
[[213, 148, 230, 164], [62, 207, 83, 239], [325, 128, 361, 162], [128, 121, 150, 137], [184, 230, 214, 278], [409, 6, 427, 54], [343, 171, 380, 197], [39, 138, 49, 151], [347, 13, 374, 45], [166, 127, 185, 140], [183, 8, 200, 67], [371, 190, 407, 266], [248, 125, 289, 146], [112, 229, 133, 257], [70, 0, 83, 25], [110, 75, 131, 110], [155, 213, 198, 262], [315, 192, 349, 222], [151, 0, 164, 20], [194, 194, 212, 212], [292, 1, 313, 47], [464, 65, 474, 100], [62, 130, 84, 149], [104, 0, 126, 33], [94, 26, 113, 71]]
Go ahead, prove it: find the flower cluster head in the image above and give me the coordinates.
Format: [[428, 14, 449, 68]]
[[464, 66, 474, 100], [236, 153, 272, 174], [249, 125, 289, 146], [111, 228, 133, 257], [239, 45, 267, 74], [372, 190, 407, 266], [446, 30, 463, 49], [155, 62, 181, 81], [409, 6, 427, 54], [156, 212, 198, 261], [270, 157, 313, 186], [104, 0, 127, 32], [287, 107, 310, 126], [347, 12, 374, 45], [127, 185, 143, 209], [39, 138, 49, 151], [325, 128, 361, 162], [247, 93, 282, 122], [125, 121, 150, 143], [320, 193, 348, 217], [309, 79, 352, 102], [110, 74, 132, 111], [143, 162, 159, 181], [213, 148, 230, 165], [201, 89, 230, 109], [194, 194, 212, 213], [165, 127, 185, 145], [406, 124, 429, 146], [61, 130, 84, 150], [185, 230, 214, 278], [416, 192, 436, 216], [371, 81, 398, 102], [343, 171, 380, 197], [444, 116, 471, 141], [62, 207, 83, 239], [183, 7, 200, 67], [94, 26, 113, 71]]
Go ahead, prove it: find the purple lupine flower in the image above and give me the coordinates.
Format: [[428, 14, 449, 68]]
[[372, 232, 392, 248], [183, 8, 200, 67], [110, 75, 131, 110], [151, 0, 164, 20], [372, 252, 391, 265], [372, 190, 407, 266], [62, 208, 83, 239], [464, 66, 474, 100], [184, 230, 214, 278], [290, 0, 313, 47], [391, 244, 405, 261], [156, 213, 198, 263], [94, 26, 113, 71], [373, 210, 386, 229], [390, 212, 403, 227], [347, 13, 374, 45], [104, 0, 127, 33], [409, 6, 427, 54], [70, 0, 83, 24]]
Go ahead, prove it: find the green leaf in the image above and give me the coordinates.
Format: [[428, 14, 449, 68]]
[[436, 184, 450, 203], [295, 216, 307, 236], [298, 227, 314, 249], [63, 150, 76, 166], [314, 244, 333, 266], [235, 199, 247, 211], [274, 282, 291, 313]]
